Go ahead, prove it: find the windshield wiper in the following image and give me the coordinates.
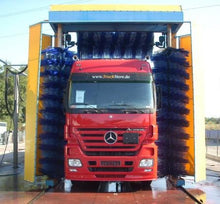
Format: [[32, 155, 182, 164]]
[[81, 104, 103, 113], [109, 103, 135, 107], [108, 103, 150, 113], [70, 103, 103, 113], [83, 109, 102, 113]]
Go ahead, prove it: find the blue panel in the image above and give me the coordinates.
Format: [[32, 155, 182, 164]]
[[49, 11, 183, 23]]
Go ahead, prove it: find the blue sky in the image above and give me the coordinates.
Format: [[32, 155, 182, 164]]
[[0, 0, 220, 117]]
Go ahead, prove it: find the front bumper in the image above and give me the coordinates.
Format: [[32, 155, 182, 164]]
[[65, 144, 157, 181]]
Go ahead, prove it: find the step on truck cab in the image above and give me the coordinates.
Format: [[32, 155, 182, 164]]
[[64, 59, 158, 181]]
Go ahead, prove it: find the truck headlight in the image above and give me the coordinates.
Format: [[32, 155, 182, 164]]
[[68, 159, 82, 167], [139, 159, 153, 167]]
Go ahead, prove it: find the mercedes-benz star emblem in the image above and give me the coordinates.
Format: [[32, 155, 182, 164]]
[[104, 131, 117, 145]]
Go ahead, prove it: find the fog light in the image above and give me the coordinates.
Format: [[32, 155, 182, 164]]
[[139, 159, 153, 167], [70, 169, 78, 172], [68, 159, 82, 167]]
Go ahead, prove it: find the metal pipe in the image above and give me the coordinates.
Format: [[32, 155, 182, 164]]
[[167, 24, 172, 47], [217, 131, 219, 157], [13, 74, 19, 168], [1, 59, 23, 169], [57, 24, 63, 47]]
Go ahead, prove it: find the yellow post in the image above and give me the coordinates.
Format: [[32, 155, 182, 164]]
[[179, 35, 195, 176], [55, 24, 63, 47], [24, 23, 52, 182], [24, 23, 42, 182], [179, 35, 206, 181]]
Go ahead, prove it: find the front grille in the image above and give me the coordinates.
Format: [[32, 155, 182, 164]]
[[85, 151, 137, 156], [88, 160, 134, 173], [76, 127, 146, 156], [95, 175, 125, 178], [89, 167, 133, 172], [86, 146, 136, 149]]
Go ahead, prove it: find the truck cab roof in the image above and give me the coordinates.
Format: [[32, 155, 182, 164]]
[[71, 59, 152, 73]]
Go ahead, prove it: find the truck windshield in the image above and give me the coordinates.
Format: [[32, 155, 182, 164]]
[[69, 81, 154, 111]]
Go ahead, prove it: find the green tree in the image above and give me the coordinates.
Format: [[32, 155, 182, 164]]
[[0, 65, 27, 129], [205, 117, 220, 130]]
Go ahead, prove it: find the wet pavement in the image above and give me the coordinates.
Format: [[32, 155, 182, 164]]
[[0, 143, 220, 203]]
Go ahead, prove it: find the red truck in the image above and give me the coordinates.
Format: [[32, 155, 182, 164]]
[[64, 59, 158, 182]]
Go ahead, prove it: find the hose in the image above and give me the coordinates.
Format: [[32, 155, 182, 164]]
[[0, 59, 27, 117], [178, 186, 204, 204]]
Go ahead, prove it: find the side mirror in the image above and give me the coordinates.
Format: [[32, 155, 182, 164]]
[[65, 34, 71, 44], [156, 85, 162, 110], [155, 35, 165, 48], [64, 34, 76, 48]]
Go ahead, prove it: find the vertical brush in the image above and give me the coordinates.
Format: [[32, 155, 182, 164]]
[[38, 47, 74, 178], [152, 48, 190, 177]]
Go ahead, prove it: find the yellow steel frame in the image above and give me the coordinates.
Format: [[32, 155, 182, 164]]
[[50, 4, 182, 12], [180, 35, 195, 176], [24, 23, 42, 182], [179, 35, 206, 181], [24, 23, 52, 182], [24, 6, 205, 183]]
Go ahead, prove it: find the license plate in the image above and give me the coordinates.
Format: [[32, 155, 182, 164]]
[[123, 133, 139, 144], [101, 161, 120, 166]]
